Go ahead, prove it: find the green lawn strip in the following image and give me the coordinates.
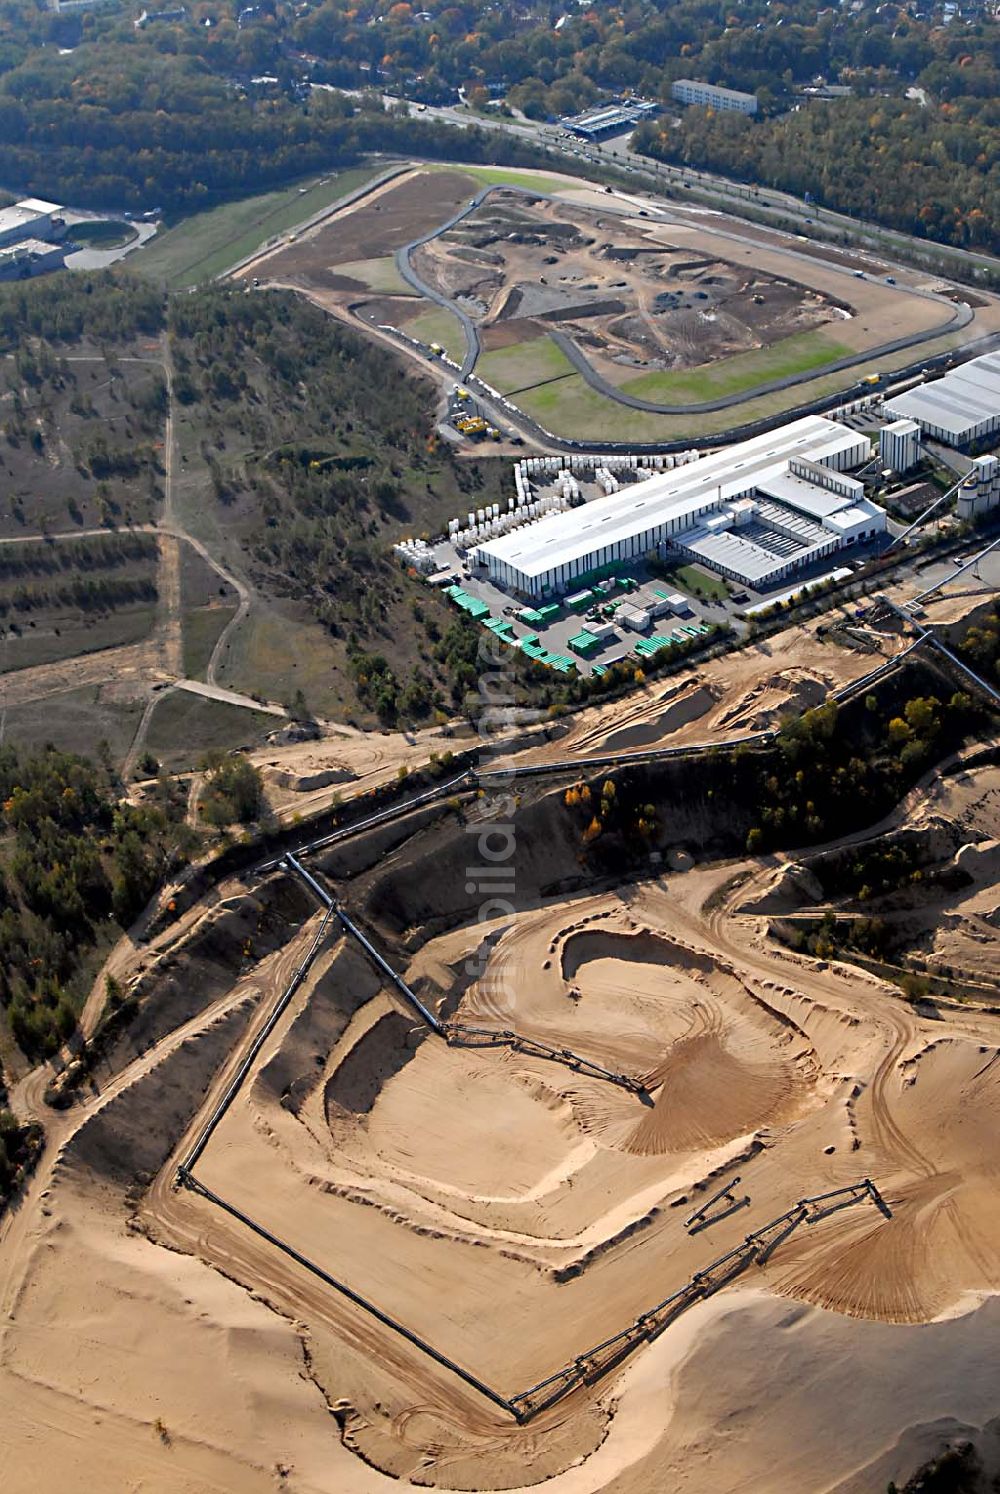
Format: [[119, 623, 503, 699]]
[[509, 326, 961, 441], [515, 374, 674, 442], [620, 332, 853, 404], [477, 335, 575, 394], [134, 166, 383, 288], [406, 306, 467, 361], [658, 562, 730, 599], [445, 165, 570, 194]]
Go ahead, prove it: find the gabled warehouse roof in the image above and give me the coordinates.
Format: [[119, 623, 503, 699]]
[[885, 351, 1000, 441]]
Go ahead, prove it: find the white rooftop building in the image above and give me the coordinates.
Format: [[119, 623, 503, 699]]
[[0, 198, 64, 251], [884, 352, 1000, 450], [472, 415, 881, 597], [671, 78, 758, 114]]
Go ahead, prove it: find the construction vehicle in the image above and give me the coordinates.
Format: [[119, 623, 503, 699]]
[[429, 341, 444, 355], [455, 414, 502, 441], [455, 387, 471, 401]]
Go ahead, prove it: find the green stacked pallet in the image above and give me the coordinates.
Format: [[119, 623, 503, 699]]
[[568, 630, 600, 656], [447, 587, 490, 620]]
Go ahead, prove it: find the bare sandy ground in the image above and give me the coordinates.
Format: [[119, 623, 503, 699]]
[[2, 746, 997, 1493], [488, 610, 905, 769], [246, 607, 909, 832]]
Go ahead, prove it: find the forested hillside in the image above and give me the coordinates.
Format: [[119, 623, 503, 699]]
[[0, 0, 998, 249], [0, 745, 191, 1060], [169, 285, 511, 722], [633, 94, 1000, 253], [0, 44, 539, 212]]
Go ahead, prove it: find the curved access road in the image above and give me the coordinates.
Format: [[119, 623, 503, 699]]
[[394, 185, 495, 379], [547, 297, 970, 416], [396, 181, 973, 414]]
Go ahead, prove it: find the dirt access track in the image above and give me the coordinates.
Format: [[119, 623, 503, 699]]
[[234, 164, 1000, 439], [3, 706, 998, 1492]]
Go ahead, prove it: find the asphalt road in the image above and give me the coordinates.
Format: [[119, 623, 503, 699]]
[[393, 185, 492, 379], [387, 96, 1000, 286]]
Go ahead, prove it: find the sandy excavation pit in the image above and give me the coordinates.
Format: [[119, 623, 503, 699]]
[[4, 742, 999, 1492], [121, 832, 998, 1488]]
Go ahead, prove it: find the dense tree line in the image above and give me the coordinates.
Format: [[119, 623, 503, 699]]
[[0, 573, 157, 617], [0, 43, 544, 213], [0, 272, 164, 351], [0, 0, 994, 250], [633, 96, 1000, 253], [0, 533, 158, 581], [0, 746, 193, 1059], [0, 0, 993, 254]]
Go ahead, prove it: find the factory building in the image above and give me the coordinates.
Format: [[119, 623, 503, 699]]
[[0, 240, 67, 281], [671, 79, 758, 115], [472, 415, 882, 597], [561, 99, 659, 139], [883, 351, 1000, 450], [0, 199, 64, 251], [879, 418, 921, 473]]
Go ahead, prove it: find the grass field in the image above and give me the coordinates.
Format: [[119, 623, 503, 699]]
[[505, 327, 965, 442], [145, 690, 274, 771], [450, 165, 568, 194], [134, 166, 383, 288], [477, 335, 574, 394], [407, 307, 466, 361], [332, 256, 410, 293], [0, 607, 157, 673], [657, 562, 731, 600], [215, 600, 352, 719], [620, 331, 853, 405], [0, 684, 144, 767], [182, 605, 237, 680]]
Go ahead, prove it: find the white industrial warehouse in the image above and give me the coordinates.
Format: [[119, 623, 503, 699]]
[[0, 198, 64, 250], [471, 415, 885, 597], [884, 351, 1000, 449]]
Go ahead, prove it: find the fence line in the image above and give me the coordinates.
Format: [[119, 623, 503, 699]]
[[281, 854, 646, 1093], [177, 904, 335, 1176]]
